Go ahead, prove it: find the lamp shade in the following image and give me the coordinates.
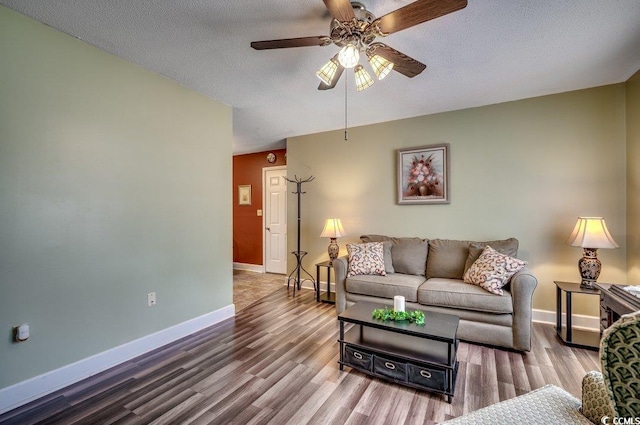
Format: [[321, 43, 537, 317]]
[[316, 56, 339, 86], [566, 217, 619, 249], [320, 218, 347, 238], [368, 54, 394, 80], [354, 65, 374, 92]]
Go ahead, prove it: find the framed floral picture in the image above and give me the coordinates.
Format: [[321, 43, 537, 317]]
[[397, 143, 450, 205]]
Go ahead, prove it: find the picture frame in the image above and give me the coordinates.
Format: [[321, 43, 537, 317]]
[[397, 143, 450, 205], [238, 185, 252, 206]]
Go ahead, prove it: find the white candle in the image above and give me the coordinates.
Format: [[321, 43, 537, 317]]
[[394, 295, 405, 312]]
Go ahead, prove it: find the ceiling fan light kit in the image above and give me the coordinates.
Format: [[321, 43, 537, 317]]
[[251, 0, 467, 91]]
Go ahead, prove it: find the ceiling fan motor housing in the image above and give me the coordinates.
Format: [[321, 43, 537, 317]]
[[330, 2, 378, 48]]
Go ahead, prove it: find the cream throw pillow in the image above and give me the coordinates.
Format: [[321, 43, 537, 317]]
[[463, 245, 527, 295], [347, 242, 387, 277]]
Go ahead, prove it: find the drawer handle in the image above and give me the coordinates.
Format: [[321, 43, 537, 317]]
[[353, 352, 363, 360], [420, 370, 432, 379], [384, 362, 396, 370]]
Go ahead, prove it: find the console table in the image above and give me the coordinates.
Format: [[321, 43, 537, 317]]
[[596, 283, 639, 334]]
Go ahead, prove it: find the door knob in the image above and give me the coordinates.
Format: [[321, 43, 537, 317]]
[[266, 227, 270, 231]]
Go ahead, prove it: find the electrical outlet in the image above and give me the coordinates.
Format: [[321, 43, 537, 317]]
[[148, 292, 156, 307], [13, 324, 30, 343]]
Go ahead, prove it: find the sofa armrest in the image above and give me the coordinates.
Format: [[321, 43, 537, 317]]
[[581, 371, 615, 424], [509, 267, 538, 351], [333, 256, 349, 314]]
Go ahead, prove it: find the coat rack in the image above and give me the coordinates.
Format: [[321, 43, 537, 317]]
[[284, 175, 316, 295]]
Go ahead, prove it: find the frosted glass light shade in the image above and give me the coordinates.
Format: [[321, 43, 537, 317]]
[[316, 57, 339, 85], [368, 54, 394, 80], [354, 65, 374, 92], [566, 217, 619, 249], [338, 44, 359, 68], [320, 218, 347, 238]]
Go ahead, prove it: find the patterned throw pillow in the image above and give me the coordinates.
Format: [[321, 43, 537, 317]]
[[347, 242, 387, 277], [463, 245, 527, 295]]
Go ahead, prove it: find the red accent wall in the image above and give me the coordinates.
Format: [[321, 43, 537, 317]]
[[233, 149, 287, 265]]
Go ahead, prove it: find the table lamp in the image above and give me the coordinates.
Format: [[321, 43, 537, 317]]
[[320, 218, 347, 264], [566, 217, 619, 289]]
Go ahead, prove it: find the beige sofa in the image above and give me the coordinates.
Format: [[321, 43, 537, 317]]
[[333, 235, 538, 351]]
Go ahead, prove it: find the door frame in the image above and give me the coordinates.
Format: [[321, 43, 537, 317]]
[[262, 165, 287, 273]]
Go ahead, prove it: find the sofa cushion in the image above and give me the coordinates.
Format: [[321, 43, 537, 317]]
[[347, 242, 386, 277], [346, 274, 425, 302], [426, 239, 471, 279], [463, 246, 527, 295], [418, 278, 513, 314], [391, 240, 429, 276], [463, 238, 519, 274], [382, 241, 395, 274]]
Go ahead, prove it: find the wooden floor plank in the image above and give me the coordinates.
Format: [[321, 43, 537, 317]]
[[0, 274, 600, 425]]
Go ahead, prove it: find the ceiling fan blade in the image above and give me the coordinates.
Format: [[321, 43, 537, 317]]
[[251, 36, 331, 50], [322, 0, 356, 22], [368, 43, 426, 78], [318, 65, 344, 90], [375, 0, 467, 35]]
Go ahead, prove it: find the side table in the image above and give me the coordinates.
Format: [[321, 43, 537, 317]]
[[316, 261, 335, 304], [554, 281, 600, 350]]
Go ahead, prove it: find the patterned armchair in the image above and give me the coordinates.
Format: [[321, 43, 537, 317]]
[[441, 310, 640, 424], [591, 309, 640, 419]]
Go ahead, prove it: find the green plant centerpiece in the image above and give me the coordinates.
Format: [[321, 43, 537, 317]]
[[372, 307, 425, 325]]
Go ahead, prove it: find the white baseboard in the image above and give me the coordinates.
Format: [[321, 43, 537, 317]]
[[0, 304, 235, 415], [532, 308, 599, 331], [233, 262, 265, 273]]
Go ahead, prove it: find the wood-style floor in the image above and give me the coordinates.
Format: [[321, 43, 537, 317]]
[[232, 270, 286, 312], [0, 281, 599, 425]]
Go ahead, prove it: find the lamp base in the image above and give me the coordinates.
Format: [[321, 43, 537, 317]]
[[328, 238, 339, 265], [580, 279, 597, 290], [578, 248, 601, 290]]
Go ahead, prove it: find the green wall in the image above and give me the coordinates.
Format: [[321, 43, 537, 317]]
[[287, 84, 629, 317], [627, 71, 640, 283], [0, 6, 233, 388]]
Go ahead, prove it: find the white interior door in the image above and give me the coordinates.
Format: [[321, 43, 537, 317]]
[[264, 167, 287, 274]]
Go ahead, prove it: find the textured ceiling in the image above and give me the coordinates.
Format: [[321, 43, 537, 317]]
[[2, 0, 640, 154]]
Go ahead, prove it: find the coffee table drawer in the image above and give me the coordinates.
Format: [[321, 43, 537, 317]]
[[345, 345, 373, 371], [407, 364, 446, 390], [373, 356, 407, 381]]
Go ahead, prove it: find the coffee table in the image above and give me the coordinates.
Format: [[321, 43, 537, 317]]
[[338, 301, 459, 403]]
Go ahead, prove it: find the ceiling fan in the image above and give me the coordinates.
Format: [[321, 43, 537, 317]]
[[250, 0, 467, 91]]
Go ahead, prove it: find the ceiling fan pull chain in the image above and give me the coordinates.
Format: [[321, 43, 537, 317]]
[[344, 71, 348, 141]]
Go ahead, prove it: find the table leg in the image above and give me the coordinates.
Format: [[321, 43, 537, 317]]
[[339, 320, 344, 371], [556, 285, 561, 335], [566, 292, 573, 342], [316, 264, 320, 302], [327, 270, 331, 300]]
